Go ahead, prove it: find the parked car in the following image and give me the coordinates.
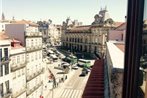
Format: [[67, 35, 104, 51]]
[[79, 70, 87, 77], [72, 65, 79, 70]]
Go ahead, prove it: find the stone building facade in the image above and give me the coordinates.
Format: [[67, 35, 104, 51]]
[[61, 8, 114, 57]]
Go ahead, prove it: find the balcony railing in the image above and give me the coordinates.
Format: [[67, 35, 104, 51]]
[[0, 57, 10, 65], [26, 46, 42, 52], [25, 32, 42, 37], [11, 62, 26, 72], [27, 68, 44, 82], [1, 89, 12, 98], [26, 81, 43, 96], [12, 88, 26, 98]]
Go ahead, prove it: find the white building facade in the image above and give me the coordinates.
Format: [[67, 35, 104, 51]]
[[5, 20, 44, 98], [0, 32, 12, 98], [10, 40, 26, 98], [48, 24, 62, 46]]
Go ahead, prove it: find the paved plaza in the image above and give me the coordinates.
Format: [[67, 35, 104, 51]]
[[45, 60, 90, 98]]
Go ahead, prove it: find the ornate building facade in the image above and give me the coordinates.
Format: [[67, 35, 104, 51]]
[[61, 8, 115, 57]]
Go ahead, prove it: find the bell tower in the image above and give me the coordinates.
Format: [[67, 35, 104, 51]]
[[1, 12, 5, 20]]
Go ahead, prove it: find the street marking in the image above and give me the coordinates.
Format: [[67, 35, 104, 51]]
[[58, 89, 65, 97], [61, 89, 68, 97], [75, 90, 81, 98], [71, 90, 77, 98], [67, 89, 74, 98], [78, 90, 83, 98], [71, 90, 79, 98], [64, 89, 71, 98]]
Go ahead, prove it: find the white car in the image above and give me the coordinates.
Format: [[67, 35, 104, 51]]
[[72, 65, 79, 69]]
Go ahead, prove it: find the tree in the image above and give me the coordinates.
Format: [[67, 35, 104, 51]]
[[48, 19, 52, 24]]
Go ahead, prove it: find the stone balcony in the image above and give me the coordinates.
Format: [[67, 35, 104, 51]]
[[11, 62, 26, 72], [11, 87, 26, 98], [25, 32, 42, 37], [1, 89, 12, 98], [26, 68, 44, 82], [0, 58, 10, 66], [26, 81, 43, 96], [26, 46, 42, 52]]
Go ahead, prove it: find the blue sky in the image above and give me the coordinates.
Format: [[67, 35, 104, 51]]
[[1, 0, 128, 25]]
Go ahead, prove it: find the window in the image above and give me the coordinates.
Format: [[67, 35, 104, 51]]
[[35, 52, 37, 60], [22, 68, 25, 75], [0, 83, 3, 96], [5, 63, 9, 75], [5, 80, 9, 93], [13, 72, 16, 79], [0, 65, 3, 77], [4, 48, 8, 60], [138, 0, 147, 97], [21, 54, 25, 63], [31, 53, 34, 61], [17, 55, 20, 63], [31, 39, 33, 47], [0, 48, 2, 62], [26, 54, 29, 62], [35, 39, 37, 46], [122, 0, 146, 98]]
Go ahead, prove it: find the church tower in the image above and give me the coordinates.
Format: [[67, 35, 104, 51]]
[[1, 12, 5, 20]]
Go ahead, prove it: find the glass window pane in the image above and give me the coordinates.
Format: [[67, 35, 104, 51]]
[[139, 0, 147, 98]]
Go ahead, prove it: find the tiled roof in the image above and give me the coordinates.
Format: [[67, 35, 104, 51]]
[[11, 39, 20, 43], [82, 59, 104, 98], [0, 32, 10, 40], [11, 39, 24, 49], [115, 22, 126, 30], [67, 25, 91, 33], [114, 22, 124, 28], [11, 20, 38, 27]]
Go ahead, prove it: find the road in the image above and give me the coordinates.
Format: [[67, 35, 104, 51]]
[[53, 68, 90, 98], [43, 48, 91, 98]]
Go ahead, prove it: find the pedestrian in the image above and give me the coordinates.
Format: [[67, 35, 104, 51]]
[[61, 78, 63, 82], [65, 75, 67, 79], [56, 82, 58, 87]]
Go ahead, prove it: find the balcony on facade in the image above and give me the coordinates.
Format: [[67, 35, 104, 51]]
[[1, 89, 12, 98], [25, 31, 42, 37], [0, 57, 10, 66], [26, 46, 42, 52], [11, 62, 26, 72], [26, 81, 43, 96], [26, 68, 44, 82], [12, 87, 26, 98]]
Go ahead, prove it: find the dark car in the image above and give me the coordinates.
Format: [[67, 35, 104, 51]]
[[79, 69, 88, 77], [79, 71, 87, 77]]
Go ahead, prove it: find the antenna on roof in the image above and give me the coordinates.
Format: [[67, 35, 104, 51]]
[[105, 5, 107, 10], [12, 16, 15, 20], [100, 7, 102, 11], [0, 0, 3, 20], [1, 12, 5, 20]]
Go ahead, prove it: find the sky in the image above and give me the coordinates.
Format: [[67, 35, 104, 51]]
[[1, 0, 128, 25]]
